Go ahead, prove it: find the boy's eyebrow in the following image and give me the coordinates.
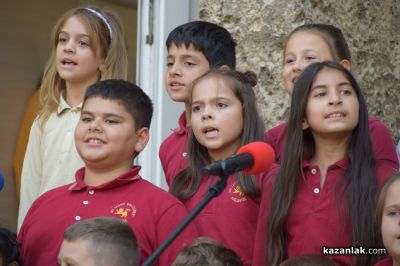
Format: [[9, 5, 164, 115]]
[[167, 54, 200, 60], [81, 110, 123, 119]]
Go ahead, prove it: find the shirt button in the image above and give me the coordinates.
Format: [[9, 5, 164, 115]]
[[75, 215, 81, 221], [311, 168, 317, 174], [313, 188, 320, 194], [88, 190, 94, 195], [182, 152, 188, 157], [83, 200, 89, 205]]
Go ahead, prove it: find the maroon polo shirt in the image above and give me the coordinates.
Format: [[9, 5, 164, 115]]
[[18, 166, 199, 266], [265, 117, 399, 169], [181, 170, 271, 266], [159, 112, 190, 187], [252, 160, 396, 266]]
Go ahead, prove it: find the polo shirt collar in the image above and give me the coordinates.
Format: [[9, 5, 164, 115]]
[[68, 166, 142, 191], [173, 112, 190, 135], [302, 156, 350, 171], [57, 95, 83, 116]]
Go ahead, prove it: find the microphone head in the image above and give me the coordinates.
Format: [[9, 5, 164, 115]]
[[236, 142, 275, 175], [0, 172, 4, 191]]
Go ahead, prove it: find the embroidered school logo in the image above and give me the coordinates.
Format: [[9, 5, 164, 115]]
[[110, 203, 137, 220], [228, 183, 247, 203]]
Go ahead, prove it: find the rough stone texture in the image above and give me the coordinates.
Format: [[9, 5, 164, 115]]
[[200, 0, 400, 140]]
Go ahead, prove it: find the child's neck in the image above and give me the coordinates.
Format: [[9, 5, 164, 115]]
[[83, 164, 133, 187], [65, 78, 98, 107], [310, 134, 349, 187]]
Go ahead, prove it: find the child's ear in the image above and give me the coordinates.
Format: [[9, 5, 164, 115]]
[[218, 64, 231, 70], [134, 127, 150, 153], [302, 118, 309, 130], [99, 63, 106, 72], [339, 59, 351, 71]]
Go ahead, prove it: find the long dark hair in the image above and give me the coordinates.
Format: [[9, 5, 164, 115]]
[[267, 61, 378, 266], [170, 69, 265, 200]]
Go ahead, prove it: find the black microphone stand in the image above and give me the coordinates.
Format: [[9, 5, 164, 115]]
[[142, 174, 228, 266]]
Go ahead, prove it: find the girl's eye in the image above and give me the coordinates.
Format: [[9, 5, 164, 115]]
[[58, 37, 67, 43], [305, 56, 317, 61], [217, 102, 227, 108], [106, 120, 118, 124], [341, 89, 353, 95], [192, 105, 200, 112], [79, 40, 89, 47], [166, 61, 173, 67], [387, 211, 400, 216], [284, 58, 294, 65], [185, 61, 195, 66], [313, 91, 326, 98]]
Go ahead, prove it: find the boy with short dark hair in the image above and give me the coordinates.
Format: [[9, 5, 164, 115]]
[[57, 216, 139, 266], [172, 237, 243, 266], [159, 21, 237, 186], [18, 79, 199, 266]]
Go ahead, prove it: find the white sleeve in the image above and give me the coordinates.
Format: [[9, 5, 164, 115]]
[[18, 118, 42, 231]]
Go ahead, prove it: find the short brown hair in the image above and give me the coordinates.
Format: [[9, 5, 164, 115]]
[[172, 237, 243, 266], [63, 216, 139, 266]]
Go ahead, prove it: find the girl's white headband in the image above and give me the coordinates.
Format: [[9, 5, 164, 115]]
[[84, 8, 112, 40]]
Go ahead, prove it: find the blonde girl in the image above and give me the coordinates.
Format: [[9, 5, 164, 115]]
[[18, 6, 128, 228]]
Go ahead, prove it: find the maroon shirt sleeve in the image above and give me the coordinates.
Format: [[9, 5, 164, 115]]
[[264, 123, 288, 163], [369, 117, 399, 169]]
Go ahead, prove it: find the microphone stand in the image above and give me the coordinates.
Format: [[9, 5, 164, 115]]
[[142, 175, 228, 266]]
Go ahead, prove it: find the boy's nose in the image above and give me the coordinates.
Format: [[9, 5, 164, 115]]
[[88, 120, 103, 132]]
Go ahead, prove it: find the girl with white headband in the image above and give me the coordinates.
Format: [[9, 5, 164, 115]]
[[18, 6, 128, 228]]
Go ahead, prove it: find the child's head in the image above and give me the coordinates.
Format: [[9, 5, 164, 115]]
[[279, 255, 338, 266], [172, 237, 243, 266], [0, 227, 23, 266], [282, 23, 351, 94], [189, 69, 264, 161], [165, 21, 236, 104], [269, 61, 377, 266], [292, 61, 362, 142], [170, 69, 264, 200], [39, 6, 128, 125], [377, 172, 400, 262], [57, 216, 139, 266], [75, 79, 153, 168]]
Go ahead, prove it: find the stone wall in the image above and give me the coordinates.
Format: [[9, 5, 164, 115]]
[[200, 0, 400, 140]]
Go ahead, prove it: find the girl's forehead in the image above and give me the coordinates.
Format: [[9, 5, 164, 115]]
[[192, 76, 234, 97], [286, 31, 332, 54], [385, 179, 400, 202]]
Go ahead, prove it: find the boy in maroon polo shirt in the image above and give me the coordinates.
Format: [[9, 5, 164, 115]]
[[159, 21, 237, 186], [18, 80, 199, 266]]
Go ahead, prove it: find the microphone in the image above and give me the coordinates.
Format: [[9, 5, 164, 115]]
[[202, 142, 275, 176], [0, 172, 4, 191]]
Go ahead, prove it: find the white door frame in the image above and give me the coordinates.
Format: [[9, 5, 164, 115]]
[[136, 0, 199, 190]]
